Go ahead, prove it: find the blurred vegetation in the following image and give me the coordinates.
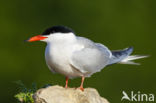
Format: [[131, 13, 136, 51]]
[[14, 81, 37, 103], [0, 0, 156, 103], [15, 92, 34, 103], [14, 81, 52, 103]]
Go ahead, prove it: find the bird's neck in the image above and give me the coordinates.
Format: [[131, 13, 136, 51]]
[[45, 33, 77, 60], [47, 33, 77, 45]]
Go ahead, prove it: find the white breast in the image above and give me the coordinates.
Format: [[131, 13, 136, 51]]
[[44, 33, 84, 78]]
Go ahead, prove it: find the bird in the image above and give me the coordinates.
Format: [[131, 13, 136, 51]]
[[27, 25, 148, 91]]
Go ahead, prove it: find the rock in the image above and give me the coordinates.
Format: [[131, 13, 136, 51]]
[[33, 85, 109, 103]]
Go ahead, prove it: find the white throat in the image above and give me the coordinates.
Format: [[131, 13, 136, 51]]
[[42, 32, 76, 44]]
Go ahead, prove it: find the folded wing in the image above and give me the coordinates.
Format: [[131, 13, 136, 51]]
[[69, 37, 111, 76]]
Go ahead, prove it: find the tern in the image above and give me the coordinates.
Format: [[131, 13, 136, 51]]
[[27, 25, 147, 91]]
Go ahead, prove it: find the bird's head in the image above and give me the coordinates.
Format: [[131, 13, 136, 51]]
[[27, 25, 75, 42]]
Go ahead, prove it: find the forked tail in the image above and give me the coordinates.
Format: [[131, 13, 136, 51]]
[[108, 47, 148, 65], [118, 55, 148, 65]]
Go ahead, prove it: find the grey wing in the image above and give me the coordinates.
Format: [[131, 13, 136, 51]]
[[69, 37, 112, 76]]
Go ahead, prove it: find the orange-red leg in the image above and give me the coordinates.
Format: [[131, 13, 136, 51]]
[[79, 76, 85, 91], [65, 77, 69, 88]]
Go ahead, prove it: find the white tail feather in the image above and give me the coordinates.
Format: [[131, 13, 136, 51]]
[[118, 55, 149, 65]]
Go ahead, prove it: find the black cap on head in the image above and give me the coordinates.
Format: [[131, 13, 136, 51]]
[[42, 25, 74, 35]]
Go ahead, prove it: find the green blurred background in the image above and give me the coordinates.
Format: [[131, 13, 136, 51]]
[[0, 0, 155, 103]]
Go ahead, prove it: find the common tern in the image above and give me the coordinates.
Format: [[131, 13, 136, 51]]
[[27, 25, 147, 91]]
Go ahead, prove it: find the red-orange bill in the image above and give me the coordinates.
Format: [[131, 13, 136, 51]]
[[27, 35, 47, 42]]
